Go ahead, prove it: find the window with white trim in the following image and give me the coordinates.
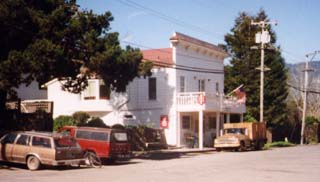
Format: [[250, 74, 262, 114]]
[[180, 76, 186, 92], [83, 80, 110, 100], [216, 82, 219, 94], [83, 81, 96, 100], [148, 77, 157, 100], [198, 79, 205, 92], [99, 80, 110, 99]]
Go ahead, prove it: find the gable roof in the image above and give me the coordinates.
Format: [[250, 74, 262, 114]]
[[142, 48, 173, 66]]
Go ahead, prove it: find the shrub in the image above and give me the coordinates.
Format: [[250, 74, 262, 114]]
[[87, 117, 109, 128], [244, 114, 257, 122], [53, 115, 74, 131], [72, 111, 90, 126], [263, 141, 295, 150]]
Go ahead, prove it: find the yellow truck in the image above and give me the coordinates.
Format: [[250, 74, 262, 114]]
[[214, 122, 267, 151]]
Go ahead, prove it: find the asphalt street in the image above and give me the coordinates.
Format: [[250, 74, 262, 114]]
[[1, 145, 319, 182]]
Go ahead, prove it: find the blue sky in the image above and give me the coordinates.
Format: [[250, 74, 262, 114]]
[[78, 0, 320, 64]]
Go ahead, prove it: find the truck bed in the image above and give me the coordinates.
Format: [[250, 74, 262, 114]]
[[223, 122, 266, 140]]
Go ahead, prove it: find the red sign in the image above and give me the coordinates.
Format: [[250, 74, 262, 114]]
[[198, 94, 206, 105], [160, 115, 169, 129]]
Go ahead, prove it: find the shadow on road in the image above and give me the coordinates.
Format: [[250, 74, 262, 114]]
[[134, 150, 215, 161], [0, 160, 141, 171], [0, 161, 27, 170]]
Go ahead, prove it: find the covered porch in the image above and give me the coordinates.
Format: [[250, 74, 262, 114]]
[[176, 92, 245, 149]]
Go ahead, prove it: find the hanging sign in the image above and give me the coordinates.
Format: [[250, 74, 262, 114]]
[[160, 115, 169, 129], [198, 93, 206, 105]]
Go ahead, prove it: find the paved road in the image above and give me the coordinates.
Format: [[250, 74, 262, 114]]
[[1, 145, 319, 182]]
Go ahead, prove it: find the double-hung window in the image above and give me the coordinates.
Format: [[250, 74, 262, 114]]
[[148, 77, 157, 100], [198, 79, 205, 92], [180, 76, 186, 92], [83, 81, 96, 100]]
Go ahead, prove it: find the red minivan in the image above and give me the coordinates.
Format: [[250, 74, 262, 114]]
[[59, 126, 131, 165]]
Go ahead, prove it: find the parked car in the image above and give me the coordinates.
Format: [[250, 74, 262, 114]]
[[0, 131, 84, 170], [59, 126, 132, 165]]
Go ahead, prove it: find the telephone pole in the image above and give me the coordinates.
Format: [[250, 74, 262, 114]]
[[251, 20, 277, 122], [301, 51, 319, 145]]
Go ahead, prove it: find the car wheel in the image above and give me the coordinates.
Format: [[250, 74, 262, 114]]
[[27, 156, 41, 171], [256, 141, 265, 150], [85, 151, 102, 168], [237, 141, 245, 152]]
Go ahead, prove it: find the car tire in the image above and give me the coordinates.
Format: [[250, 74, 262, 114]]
[[85, 151, 102, 168], [27, 156, 41, 171], [237, 141, 245, 152], [256, 141, 265, 150]]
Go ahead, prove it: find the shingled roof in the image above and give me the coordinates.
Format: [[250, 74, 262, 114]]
[[142, 48, 173, 66]]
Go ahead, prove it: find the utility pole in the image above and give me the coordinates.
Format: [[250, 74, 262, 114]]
[[251, 20, 277, 123], [301, 51, 319, 145]]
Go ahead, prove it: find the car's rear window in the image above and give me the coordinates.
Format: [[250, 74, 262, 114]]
[[112, 132, 128, 142], [54, 137, 78, 148], [75, 130, 109, 141]]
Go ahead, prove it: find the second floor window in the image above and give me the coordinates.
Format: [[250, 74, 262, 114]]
[[83, 81, 96, 100], [148, 77, 157, 100], [216, 82, 219, 94], [180, 76, 185, 92], [198, 79, 205, 92], [99, 80, 110, 99], [83, 80, 110, 100]]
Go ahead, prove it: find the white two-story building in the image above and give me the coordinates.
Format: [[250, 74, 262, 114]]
[[20, 32, 245, 149]]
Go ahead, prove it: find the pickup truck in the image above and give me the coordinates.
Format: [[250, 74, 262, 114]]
[[214, 122, 267, 151]]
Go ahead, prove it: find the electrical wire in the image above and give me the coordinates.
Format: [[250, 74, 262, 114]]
[[149, 59, 224, 74], [287, 83, 320, 94], [116, 0, 306, 64], [117, 0, 224, 39]]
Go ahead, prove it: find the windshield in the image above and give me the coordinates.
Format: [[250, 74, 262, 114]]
[[225, 128, 245, 135], [112, 132, 128, 142], [54, 137, 79, 148]]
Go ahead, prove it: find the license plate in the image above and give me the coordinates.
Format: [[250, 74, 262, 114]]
[[117, 154, 129, 158]]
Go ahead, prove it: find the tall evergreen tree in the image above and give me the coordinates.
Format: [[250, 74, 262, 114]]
[[0, 0, 152, 127], [223, 10, 288, 138]]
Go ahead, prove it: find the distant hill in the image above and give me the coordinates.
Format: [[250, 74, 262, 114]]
[[286, 61, 320, 118], [286, 61, 320, 89]]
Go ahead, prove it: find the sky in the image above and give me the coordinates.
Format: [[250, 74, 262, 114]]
[[77, 0, 320, 64]]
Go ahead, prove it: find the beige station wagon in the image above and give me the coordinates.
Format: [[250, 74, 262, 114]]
[[0, 131, 85, 170]]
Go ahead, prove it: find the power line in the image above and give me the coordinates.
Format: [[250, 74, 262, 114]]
[[117, 0, 223, 39], [287, 83, 320, 94], [117, 0, 305, 65], [149, 59, 224, 74]]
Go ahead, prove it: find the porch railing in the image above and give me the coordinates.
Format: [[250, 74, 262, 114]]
[[176, 92, 245, 110], [176, 92, 205, 105]]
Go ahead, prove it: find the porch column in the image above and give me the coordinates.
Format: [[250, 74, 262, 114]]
[[216, 112, 220, 137], [240, 114, 244, 122], [199, 110, 204, 149], [226, 113, 230, 123], [177, 112, 181, 147]]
